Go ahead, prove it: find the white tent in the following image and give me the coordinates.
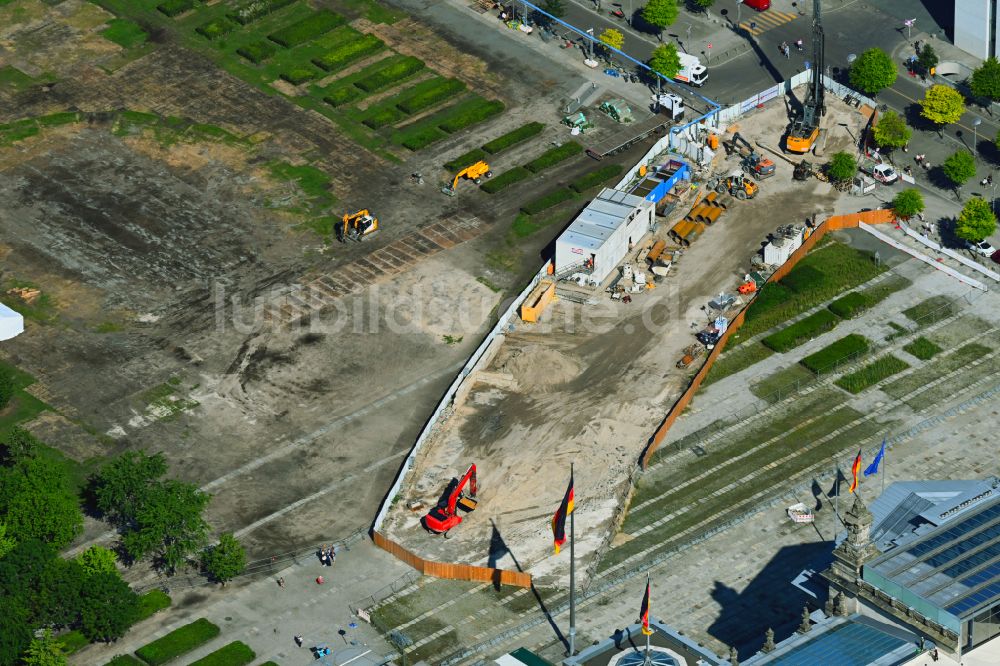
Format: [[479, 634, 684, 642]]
[[0, 302, 24, 341]]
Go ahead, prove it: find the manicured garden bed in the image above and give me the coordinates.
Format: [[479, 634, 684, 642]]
[[835, 355, 910, 394], [196, 17, 236, 40], [362, 104, 406, 129], [762, 310, 840, 353], [268, 10, 344, 48], [480, 166, 531, 193], [903, 295, 954, 325], [524, 141, 582, 173], [570, 164, 623, 192], [445, 148, 488, 172], [280, 66, 319, 85], [397, 125, 446, 150], [396, 78, 466, 114], [102, 19, 148, 48], [903, 336, 943, 360], [311, 33, 383, 72], [353, 56, 424, 92], [437, 97, 504, 132], [521, 188, 575, 214], [237, 40, 277, 64], [482, 121, 544, 154], [157, 0, 197, 18], [828, 275, 910, 319], [188, 641, 256, 666], [800, 334, 870, 374], [134, 619, 220, 666]]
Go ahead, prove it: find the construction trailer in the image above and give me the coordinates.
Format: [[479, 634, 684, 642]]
[[554, 188, 655, 286], [0, 302, 24, 341], [628, 159, 691, 204]]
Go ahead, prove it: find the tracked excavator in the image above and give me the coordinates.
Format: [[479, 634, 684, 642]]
[[785, 0, 825, 154], [422, 463, 478, 536], [442, 161, 492, 196], [338, 210, 379, 242], [727, 132, 775, 179]]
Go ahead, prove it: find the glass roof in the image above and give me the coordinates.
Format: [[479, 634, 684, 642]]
[[760, 621, 909, 666]]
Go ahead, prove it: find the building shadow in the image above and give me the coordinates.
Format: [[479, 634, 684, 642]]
[[706, 541, 833, 660]]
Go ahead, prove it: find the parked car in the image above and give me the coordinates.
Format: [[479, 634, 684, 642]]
[[966, 239, 997, 257], [991, 249, 1000, 265], [743, 0, 771, 10]]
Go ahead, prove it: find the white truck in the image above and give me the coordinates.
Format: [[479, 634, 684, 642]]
[[860, 158, 898, 185], [673, 52, 707, 87], [651, 92, 685, 120]]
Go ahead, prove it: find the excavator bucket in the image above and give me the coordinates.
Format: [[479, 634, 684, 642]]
[[457, 496, 478, 513]]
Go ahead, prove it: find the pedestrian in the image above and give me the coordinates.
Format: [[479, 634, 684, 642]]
[[988, 174, 993, 185], [277, 577, 285, 588], [981, 176, 989, 186], [319, 544, 329, 566], [294, 635, 304, 647], [329, 546, 337, 564]]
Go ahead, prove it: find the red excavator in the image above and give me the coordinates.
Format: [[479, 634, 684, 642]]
[[422, 464, 478, 536]]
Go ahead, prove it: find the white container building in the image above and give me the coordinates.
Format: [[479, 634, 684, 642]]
[[0, 302, 24, 341], [554, 188, 654, 286]]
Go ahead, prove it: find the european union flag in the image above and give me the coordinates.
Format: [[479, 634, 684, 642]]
[[864, 439, 886, 477]]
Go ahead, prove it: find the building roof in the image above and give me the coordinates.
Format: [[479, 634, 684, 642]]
[[565, 620, 724, 666], [742, 615, 919, 666], [495, 648, 555, 666], [556, 188, 648, 251]]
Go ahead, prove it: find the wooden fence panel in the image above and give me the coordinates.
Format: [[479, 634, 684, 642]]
[[372, 531, 532, 588]]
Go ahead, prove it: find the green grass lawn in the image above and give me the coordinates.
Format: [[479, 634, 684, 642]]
[[834, 355, 910, 394], [101, 18, 148, 48], [881, 343, 991, 399], [135, 618, 220, 666], [749, 364, 815, 402], [188, 641, 255, 666], [0, 360, 49, 438], [800, 334, 870, 374], [702, 342, 773, 386], [903, 295, 955, 326], [762, 309, 840, 353], [903, 337, 943, 361]]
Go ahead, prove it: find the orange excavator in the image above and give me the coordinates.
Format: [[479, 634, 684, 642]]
[[422, 463, 478, 536], [442, 161, 492, 196]]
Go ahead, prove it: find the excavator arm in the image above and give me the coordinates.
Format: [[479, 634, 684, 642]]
[[423, 463, 478, 535]]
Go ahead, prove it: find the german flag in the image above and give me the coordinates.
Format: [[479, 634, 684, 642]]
[[551, 474, 574, 554], [849, 449, 862, 493], [640, 576, 652, 635]]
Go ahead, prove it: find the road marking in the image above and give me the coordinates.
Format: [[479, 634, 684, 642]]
[[739, 10, 799, 36]]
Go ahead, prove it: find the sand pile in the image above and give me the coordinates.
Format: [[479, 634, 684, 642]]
[[499, 345, 582, 391]]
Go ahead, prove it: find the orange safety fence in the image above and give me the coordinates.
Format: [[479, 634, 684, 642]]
[[372, 531, 532, 588], [640, 209, 895, 468]]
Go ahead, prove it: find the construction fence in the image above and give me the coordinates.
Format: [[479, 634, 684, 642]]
[[372, 531, 532, 588], [639, 209, 896, 468], [715, 72, 875, 129]]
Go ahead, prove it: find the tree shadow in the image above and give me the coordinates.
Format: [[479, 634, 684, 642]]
[[901, 102, 938, 133]]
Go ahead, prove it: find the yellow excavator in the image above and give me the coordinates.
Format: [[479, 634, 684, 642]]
[[442, 160, 492, 196], [338, 210, 379, 242]]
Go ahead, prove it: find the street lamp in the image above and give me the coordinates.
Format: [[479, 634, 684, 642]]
[[974, 117, 982, 157], [736, 0, 742, 27], [586, 28, 594, 60]]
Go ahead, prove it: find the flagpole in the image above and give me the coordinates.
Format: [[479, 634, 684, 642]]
[[834, 463, 839, 522], [882, 441, 887, 495], [644, 574, 651, 663], [569, 462, 576, 657]]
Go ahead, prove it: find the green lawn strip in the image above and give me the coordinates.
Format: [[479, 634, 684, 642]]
[[137, 589, 172, 621], [280, 66, 319, 85], [0, 360, 50, 438], [101, 18, 148, 48], [196, 15, 237, 39], [606, 412, 884, 571], [749, 364, 816, 402], [509, 211, 565, 239], [0, 65, 37, 90], [437, 97, 504, 133], [267, 161, 334, 212], [36, 111, 81, 127], [0, 118, 40, 145], [482, 121, 545, 154], [762, 309, 840, 353], [134, 618, 220, 666], [480, 166, 531, 193], [105, 655, 145, 666], [371, 580, 475, 632], [624, 404, 862, 532], [523, 141, 582, 173], [188, 641, 256, 666], [882, 343, 992, 399], [356, 77, 463, 128], [268, 9, 344, 47], [828, 274, 910, 319], [396, 125, 446, 151], [800, 334, 870, 375], [903, 337, 943, 361], [570, 163, 623, 192], [903, 295, 955, 326], [353, 55, 424, 93], [701, 342, 773, 387], [444, 148, 488, 172], [928, 315, 990, 348], [311, 32, 383, 72], [834, 355, 910, 394], [520, 188, 575, 215], [318, 52, 411, 107], [728, 241, 886, 345], [156, 0, 197, 18], [904, 353, 1000, 408], [236, 39, 277, 63]]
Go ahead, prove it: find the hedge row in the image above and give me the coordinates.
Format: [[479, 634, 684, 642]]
[[445, 148, 488, 172], [157, 0, 196, 17], [362, 104, 406, 129], [268, 10, 344, 48], [827, 291, 871, 319], [312, 34, 383, 72], [397, 78, 466, 114], [280, 67, 318, 85], [237, 40, 277, 64], [483, 121, 544, 154], [229, 0, 296, 25], [196, 17, 236, 39], [835, 355, 909, 394], [524, 141, 582, 173], [354, 56, 424, 92], [762, 310, 840, 353], [521, 188, 575, 214], [800, 334, 870, 374], [570, 163, 623, 192], [135, 619, 220, 666], [480, 166, 531, 194], [398, 126, 446, 150], [439, 98, 504, 133], [188, 641, 256, 666], [105, 656, 144, 666]]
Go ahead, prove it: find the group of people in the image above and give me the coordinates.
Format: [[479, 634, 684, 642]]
[[981, 174, 994, 186], [319, 543, 337, 566], [914, 154, 931, 170], [778, 39, 804, 58]]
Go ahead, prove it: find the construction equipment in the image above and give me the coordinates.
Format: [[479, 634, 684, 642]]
[[422, 463, 478, 536], [785, 0, 825, 153], [676, 343, 704, 369], [443, 161, 492, 196], [338, 210, 379, 242], [727, 132, 775, 179], [600, 99, 634, 124], [710, 171, 759, 200]]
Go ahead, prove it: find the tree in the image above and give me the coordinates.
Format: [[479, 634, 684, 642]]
[[0, 598, 31, 666], [0, 522, 15, 559], [0, 368, 13, 410], [1, 426, 39, 463], [970, 57, 1000, 102], [92, 451, 168, 525], [542, 0, 565, 17], [599, 28, 624, 54], [0, 456, 83, 549], [942, 150, 976, 190], [918, 44, 938, 73], [201, 533, 246, 585], [892, 189, 925, 220], [848, 47, 897, 95], [78, 572, 139, 642], [956, 197, 998, 241], [872, 110, 912, 150], [826, 152, 857, 183], [920, 84, 966, 128], [648, 43, 682, 79], [35, 558, 86, 629], [76, 546, 118, 577], [690, 0, 714, 7], [22, 629, 66, 666], [120, 480, 210, 572], [641, 0, 678, 40]]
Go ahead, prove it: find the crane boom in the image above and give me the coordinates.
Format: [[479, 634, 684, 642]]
[[785, 0, 825, 153]]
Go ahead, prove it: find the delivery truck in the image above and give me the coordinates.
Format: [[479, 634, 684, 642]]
[[673, 53, 707, 87]]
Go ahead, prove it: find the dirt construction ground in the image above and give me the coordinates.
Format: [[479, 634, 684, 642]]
[[380, 89, 873, 584]]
